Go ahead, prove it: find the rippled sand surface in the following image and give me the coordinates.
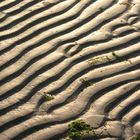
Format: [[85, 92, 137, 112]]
[[0, 0, 140, 139]]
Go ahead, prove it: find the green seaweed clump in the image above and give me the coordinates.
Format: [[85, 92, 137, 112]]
[[43, 93, 54, 101], [68, 120, 95, 140], [80, 78, 92, 87], [87, 56, 111, 65], [132, 135, 140, 140]]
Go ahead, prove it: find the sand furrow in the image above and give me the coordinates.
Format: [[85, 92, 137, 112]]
[[1, 38, 140, 116], [0, 0, 140, 139], [0, 0, 114, 64], [0, 0, 93, 37], [0, 0, 67, 29], [0, 0, 23, 11], [1, 74, 140, 139], [1, 32, 140, 100]]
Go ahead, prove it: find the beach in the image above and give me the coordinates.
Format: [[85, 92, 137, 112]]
[[0, 0, 140, 139]]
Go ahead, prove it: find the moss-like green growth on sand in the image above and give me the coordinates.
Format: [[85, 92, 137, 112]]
[[67, 120, 96, 140], [80, 78, 92, 87], [87, 56, 111, 65], [43, 93, 54, 101], [132, 136, 140, 140]]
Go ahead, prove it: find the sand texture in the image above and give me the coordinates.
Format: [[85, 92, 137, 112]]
[[0, 0, 140, 139]]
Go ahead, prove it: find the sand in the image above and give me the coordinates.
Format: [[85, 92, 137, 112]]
[[0, 0, 140, 139]]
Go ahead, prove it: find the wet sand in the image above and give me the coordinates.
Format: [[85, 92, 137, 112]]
[[0, 0, 140, 139]]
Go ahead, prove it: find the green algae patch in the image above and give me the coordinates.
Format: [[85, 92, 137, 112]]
[[43, 93, 54, 101], [67, 120, 97, 140]]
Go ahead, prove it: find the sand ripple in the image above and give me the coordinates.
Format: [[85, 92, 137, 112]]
[[0, 0, 140, 139]]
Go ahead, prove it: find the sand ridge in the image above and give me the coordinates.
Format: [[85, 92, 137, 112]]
[[0, 0, 140, 139]]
